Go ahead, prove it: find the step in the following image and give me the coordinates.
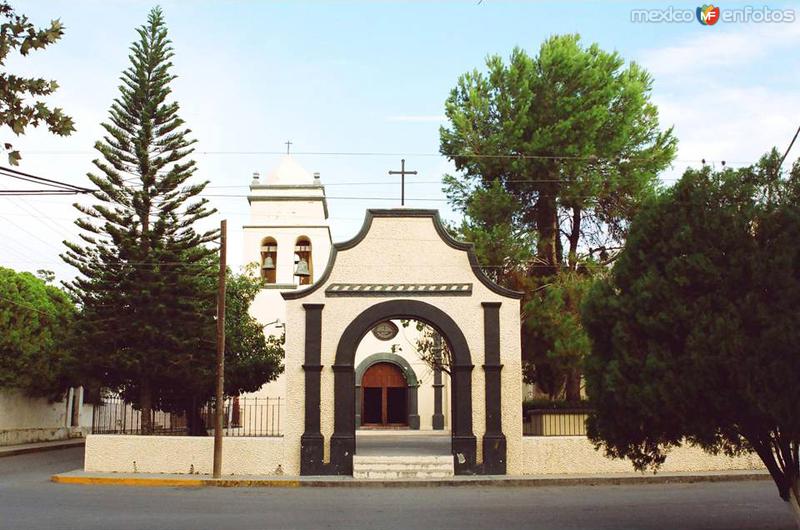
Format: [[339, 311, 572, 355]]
[[353, 455, 455, 480]]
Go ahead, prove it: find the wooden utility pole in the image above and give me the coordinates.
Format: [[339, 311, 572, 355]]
[[213, 219, 227, 478]]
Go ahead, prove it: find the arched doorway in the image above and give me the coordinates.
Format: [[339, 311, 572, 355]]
[[361, 362, 407, 427], [355, 352, 421, 430], [329, 299, 477, 476]]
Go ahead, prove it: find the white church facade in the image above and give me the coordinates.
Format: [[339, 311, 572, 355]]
[[80, 157, 765, 478], [243, 156, 451, 432]]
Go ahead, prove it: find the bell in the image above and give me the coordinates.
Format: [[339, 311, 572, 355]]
[[294, 258, 310, 277], [262, 256, 275, 270]]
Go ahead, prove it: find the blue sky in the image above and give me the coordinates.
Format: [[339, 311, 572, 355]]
[[2, 1, 799, 279]]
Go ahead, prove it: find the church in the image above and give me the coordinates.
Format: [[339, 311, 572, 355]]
[[81, 156, 764, 479], [237, 153, 526, 476], [243, 155, 453, 433]]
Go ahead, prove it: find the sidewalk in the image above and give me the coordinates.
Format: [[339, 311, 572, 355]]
[[51, 469, 770, 488], [0, 438, 85, 458]]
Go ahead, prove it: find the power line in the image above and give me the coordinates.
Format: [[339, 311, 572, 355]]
[[777, 124, 800, 173], [0, 165, 93, 194], [16, 149, 742, 165], [0, 293, 56, 317]]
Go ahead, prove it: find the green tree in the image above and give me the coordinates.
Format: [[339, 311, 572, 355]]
[[440, 34, 676, 400], [582, 151, 800, 524], [0, 2, 74, 165], [62, 7, 216, 433], [0, 266, 76, 400], [523, 269, 593, 400], [167, 264, 284, 435]]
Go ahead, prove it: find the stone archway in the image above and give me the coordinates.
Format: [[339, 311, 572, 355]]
[[355, 352, 420, 429], [329, 299, 477, 476]]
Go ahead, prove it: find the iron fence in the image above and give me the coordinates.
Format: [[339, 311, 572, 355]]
[[523, 408, 591, 436], [91, 396, 282, 436]]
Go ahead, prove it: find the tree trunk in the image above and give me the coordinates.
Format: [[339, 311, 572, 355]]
[[565, 368, 581, 401], [140, 380, 153, 435], [535, 182, 560, 277], [568, 206, 581, 271], [186, 402, 207, 436], [789, 476, 800, 529]]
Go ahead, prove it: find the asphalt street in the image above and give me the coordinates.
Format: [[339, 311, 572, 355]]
[[0, 447, 795, 530]]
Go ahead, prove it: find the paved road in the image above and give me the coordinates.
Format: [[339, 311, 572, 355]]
[[0, 448, 795, 530]]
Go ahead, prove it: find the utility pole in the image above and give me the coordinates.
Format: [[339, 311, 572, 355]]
[[213, 219, 227, 478]]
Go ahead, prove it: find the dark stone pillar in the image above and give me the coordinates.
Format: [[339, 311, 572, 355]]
[[431, 335, 445, 430], [481, 302, 506, 475], [300, 303, 325, 475], [408, 384, 420, 430], [330, 364, 355, 475], [451, 363, 476, 474], [354, 384, 362, 428]]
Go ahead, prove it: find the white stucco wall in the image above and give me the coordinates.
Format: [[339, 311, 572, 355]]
[[283, 213, 524, 474], [240, 165, 332, 404], [520, 437, 764, 475], [85, 435, 286, 475], [0, 388, 91, 446]]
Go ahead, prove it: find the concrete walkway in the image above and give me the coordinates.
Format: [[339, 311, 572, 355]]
[[355, 430, 451, 456], [0, 438, 85, 458], [51, 468, 770, 488]]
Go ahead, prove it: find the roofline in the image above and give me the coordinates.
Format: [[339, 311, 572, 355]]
[[246, 194, 329, 219], [282, 209, 523, 301]]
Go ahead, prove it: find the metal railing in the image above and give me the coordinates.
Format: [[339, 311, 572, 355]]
[[523, 408, 591, 436], [91, 396, 282, 436]]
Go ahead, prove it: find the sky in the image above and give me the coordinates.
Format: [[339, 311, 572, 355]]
[[2, 0, 799, 281]]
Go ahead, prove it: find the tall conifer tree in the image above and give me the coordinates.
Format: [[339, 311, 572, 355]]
[[63, 7, 216, 432]]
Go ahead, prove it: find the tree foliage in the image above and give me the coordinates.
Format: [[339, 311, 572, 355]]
[[221, 266, 284, 396], [440, 34, 676, 400], [157, 263, 285, 435], [62, 7, 217, 433], [582, 151, 800, 517], [523, 269, 593, 399], [0, 266, 75, 400], [0, 2, 74, 165]]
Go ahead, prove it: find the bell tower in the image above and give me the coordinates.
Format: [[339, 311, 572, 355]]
[[243, 155, 331, 288], [242, 154, 332, 337]]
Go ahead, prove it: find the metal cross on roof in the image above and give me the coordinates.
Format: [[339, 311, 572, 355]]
[[388, 159, 417, 206], [285, 140, 293, 154]]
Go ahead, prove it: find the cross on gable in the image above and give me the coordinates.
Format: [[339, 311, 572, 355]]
[[388, 159, 417, 206]]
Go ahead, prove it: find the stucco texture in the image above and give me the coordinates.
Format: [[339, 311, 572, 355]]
[[85, 435, 286, 475], [520, 437, 764, 475], [0, 388, 91, 446], [282, 213, 523, 474]]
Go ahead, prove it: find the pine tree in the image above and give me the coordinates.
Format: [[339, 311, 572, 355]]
[[440, 35, 677, 400], [62, 7, 216, 433]]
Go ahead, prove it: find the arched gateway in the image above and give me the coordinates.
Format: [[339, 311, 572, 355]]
[[281, 209, 523, 476]]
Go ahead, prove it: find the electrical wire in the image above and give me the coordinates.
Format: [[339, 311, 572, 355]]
[[17, 149, 744, 165], [0, 165, 93, 193]]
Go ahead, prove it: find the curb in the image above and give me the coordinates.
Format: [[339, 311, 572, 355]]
[[0, 440, 85, 459], [51, 472, 770, 489]]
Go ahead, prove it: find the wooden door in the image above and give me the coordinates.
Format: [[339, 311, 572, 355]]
[[361, 362, 408, 427]]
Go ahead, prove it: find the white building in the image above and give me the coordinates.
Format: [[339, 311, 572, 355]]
[[242, 156, 449, 431]]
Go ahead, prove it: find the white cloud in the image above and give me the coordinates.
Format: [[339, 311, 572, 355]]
[[640, 21, 800, 77], [639, 20, 800, 183], [656, 86, 800, 168]]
